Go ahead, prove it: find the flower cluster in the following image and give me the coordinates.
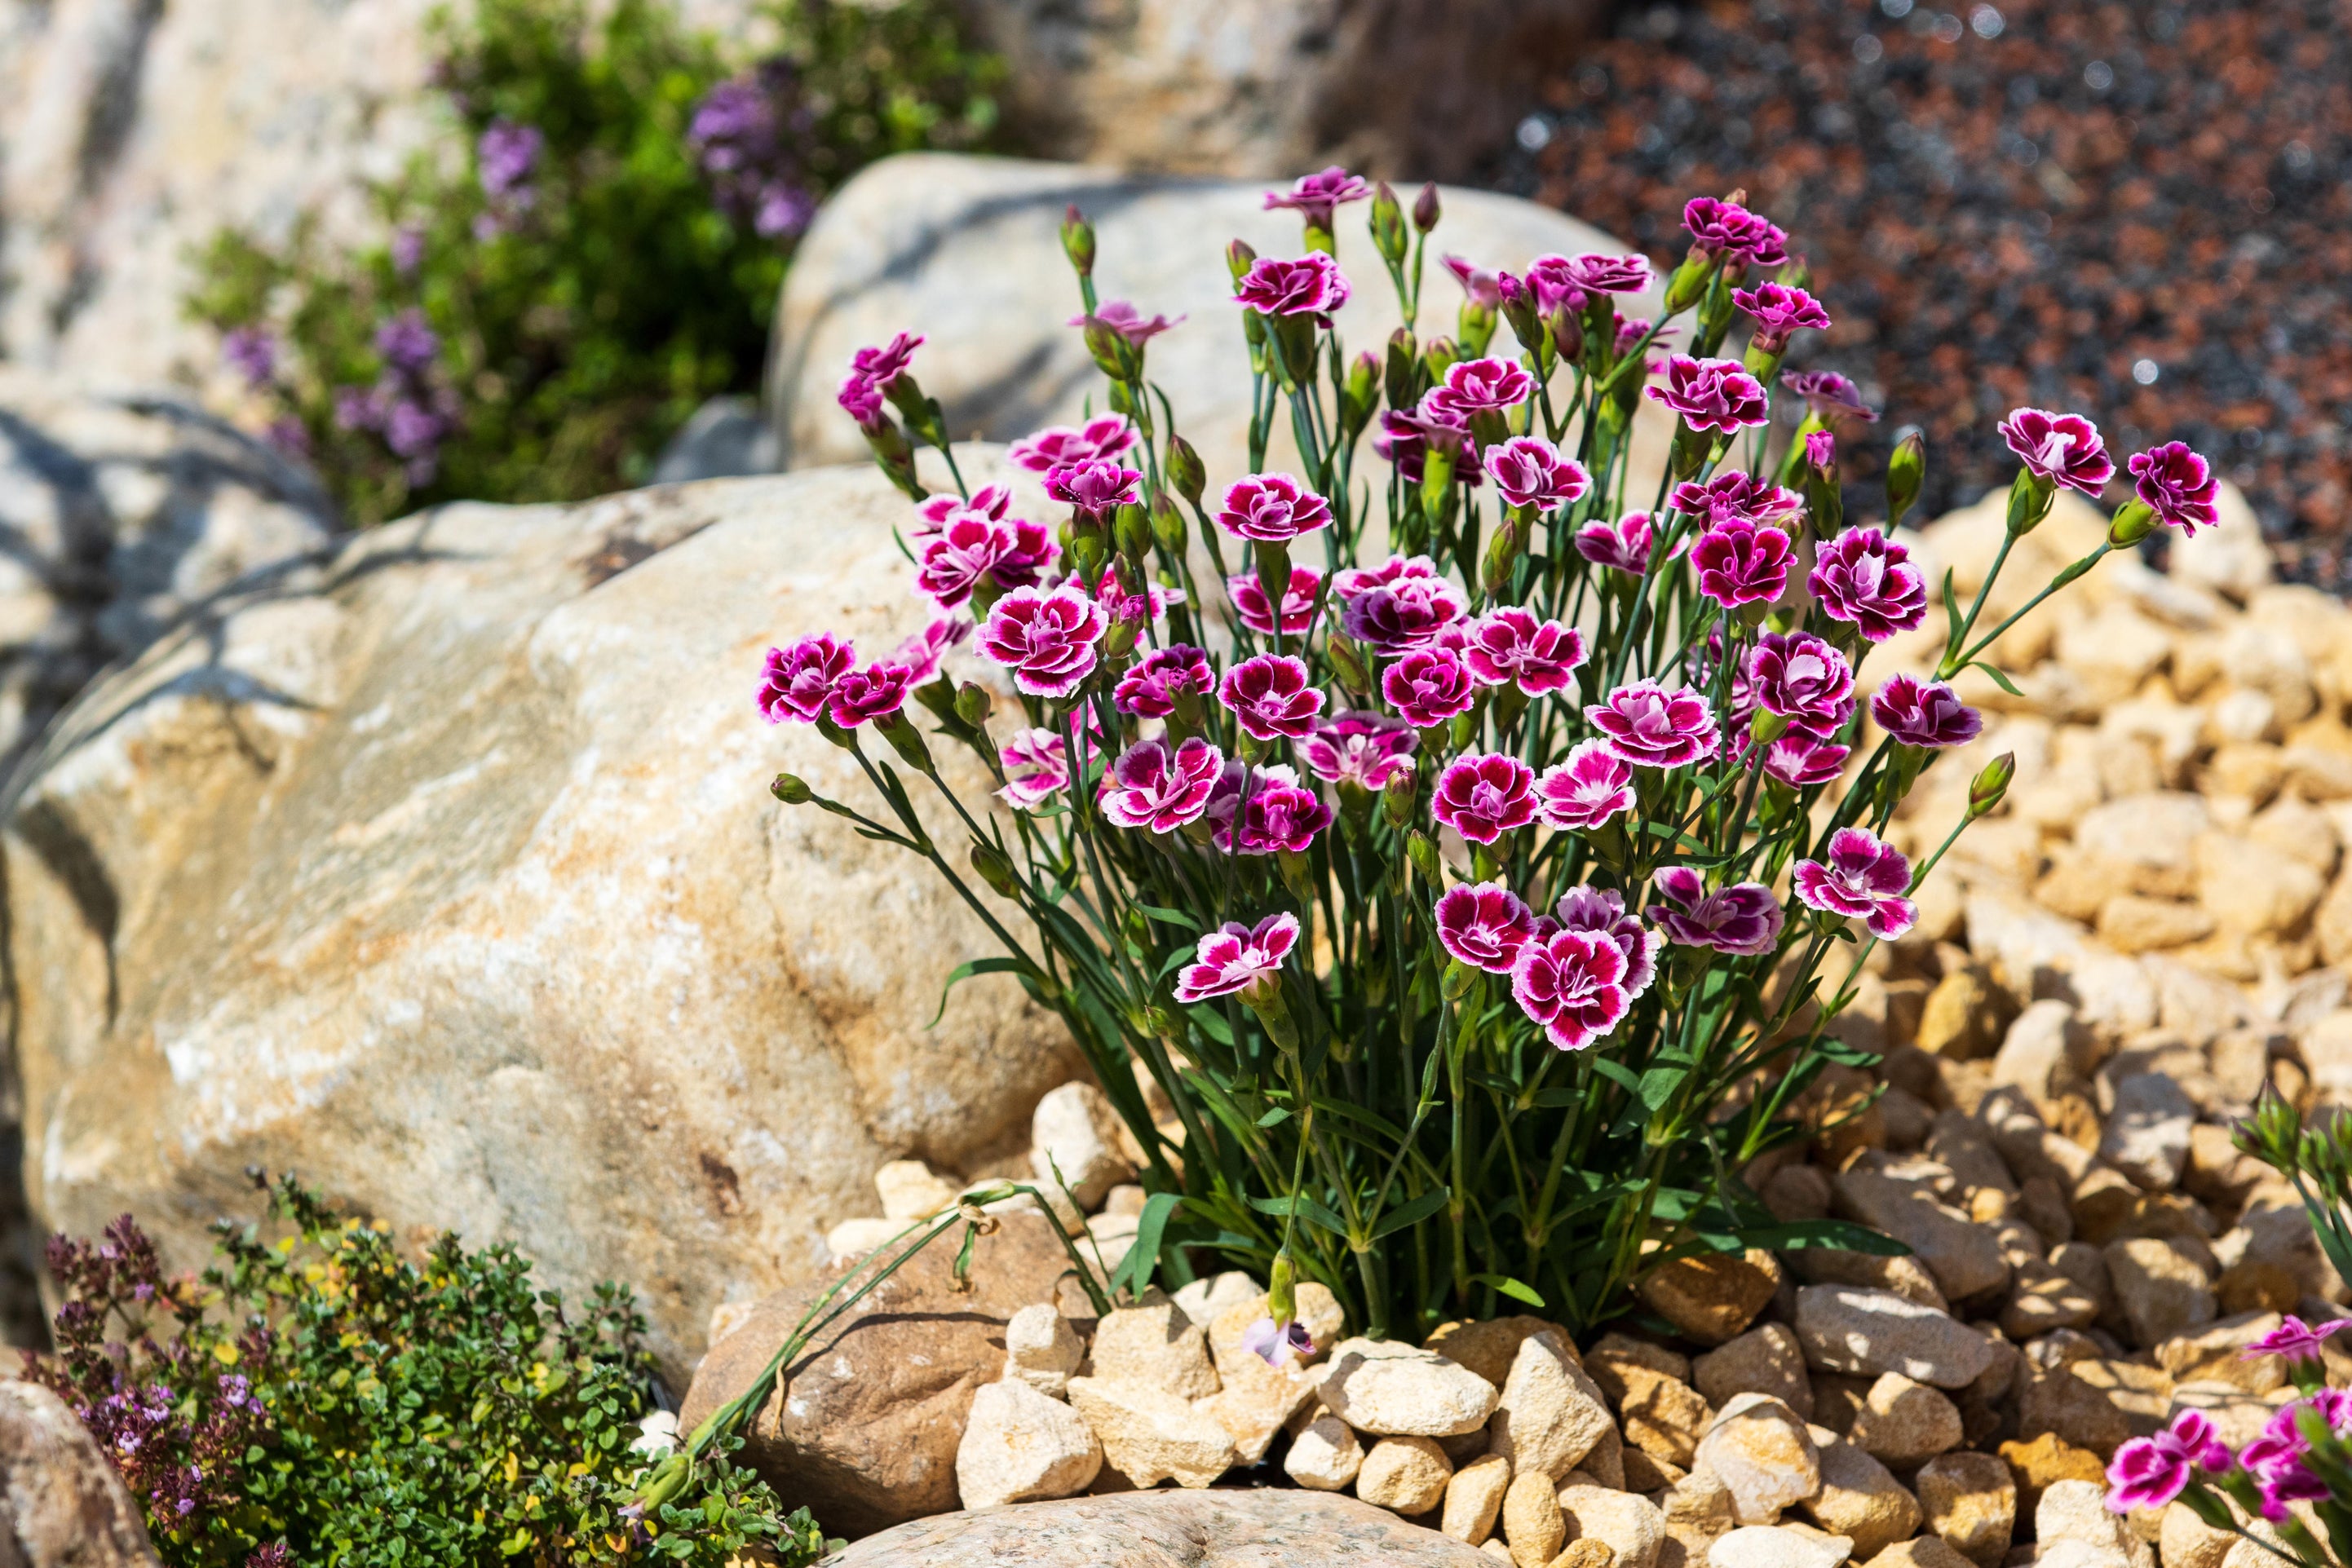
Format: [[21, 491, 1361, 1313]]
[[689, 62, 817, 239], [331, 310, 462, 486]]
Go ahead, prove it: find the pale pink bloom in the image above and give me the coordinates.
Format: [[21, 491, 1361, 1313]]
[[1535, 741, 1634, 831], [1462, 609, 1587, 695], [1007, 416, 1138, 474], [997, 727, 1069, 807], [1071, 300, 1183, 344], [1174, 911, 1301, 1004], [1240, 1314, 1317, 1367], [1586, 682, 1718, 770]]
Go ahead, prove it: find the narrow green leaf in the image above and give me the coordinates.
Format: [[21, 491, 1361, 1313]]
[[1110, 1192, 1183, 1297], [1970, 660, 2024, 697], [1370, 1186, 1452, 1240], [926, 956, 1033, 1028], [1470, 1273, 1546, 1308]]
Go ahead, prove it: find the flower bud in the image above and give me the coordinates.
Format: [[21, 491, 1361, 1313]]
[[1406, 829, 1441, 886], [1412, 183, 1441, 234], [1482, 519, 1523, 597], [1441, 957, 1479, 1001], [1777, 254, 1812, 292], [1665, 250, 1714, 315], [1114, 502, 1153, 561], [1498, 277, 1541, 359], [1277, 849, 1317, 903], [1382, 762, 1418, 829], [1886, 428, 1925, 531], [970, 841, 1021, 899], [1326, 631, 1373, 696], [1267, 1252, 1298, 1323], [1371, 182, 1408, 266], [1166, 434, 1206, 507], [913, 677, 962, 729], [2004, 466, 2056, 537], [1151, 492, 1187, 554], [876, 709, 935, 773], [1060, 205, 1096, 279], [1457, 298, 1497, 358], [1340, 351, 1379, 438], [1421, 336, 1460, 384], [1969, 752, 2016, 819], [1384, 328, 1420, 412], [1253, 540, 1293, 630], [1749, 709, 1790, 746], [1085, 318, 1138, 380], [860, 414, 925, 502], [770, 772, 813, 805], [1545, 299, 1584, 364], [954, 681, 993, 727], [2108, 497, 2159, 549], [1226, 238, 1258, 285]]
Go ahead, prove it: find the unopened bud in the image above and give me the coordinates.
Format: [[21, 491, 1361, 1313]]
[[1422, 337, 1460, 383], [1545, 300, 1584, 364], [875, 709, 934, 773], [1412, 183, 1441, 233], [1151, 492, 1187, 554], [1969, 753, 2016, 819], [2108, 497, 2159, 549], [1371, 182, 1408, 267], [770, 772, 812, 805], [1665, 250, 1714, 315], [1341, 351, 1379, 436], [970, 841, 1020, 899], [1060, 205, 1095, 278], [1166, 434, 1206, 506], [1406, 829, 1441, 885], [954, 681, 993, 727], [1382, 762, 1419, 828], [1498, 276, 1541, 356], [1441, 957, 1479, 1000], [1326, 631, 1373, 695], [1114, 502, 1152, 560], [1226, 238, 1258, 285], [1267, 1252, 1298, 1323], [1777, 254, 1812, 292], [1886, 428, 1925, 530], [1084, 319, 1138, 379], [1749, 709, 1790, 746], [2004, 466, 2056, 537], [1385, 328, 1420, 411]]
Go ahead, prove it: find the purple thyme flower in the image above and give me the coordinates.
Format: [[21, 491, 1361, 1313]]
[[1300, 711, 1416, 790], [221, 326, 276, 386], [1691, 520, 1793, 610], [2128, 441, 2222, 534], [1485, 436, 1590, 512], [1435, 881, 1536, 974], [690, 64, 816, 240], [375, 310, 439, 374], [1871, 674, 1982, 749], [1646, 355, 1770, 433], [390, 226, 426, 274], [475, 118, 543, 203], [1228, 566, 1325, 638], [2000, 408, 2115, 496], [1809, 527, 1928, 643], [1535, 741, 1635, 832], [1647, 867, 1784, 956], [1747, 633, 1855, 737], [1586, 682, 1719, 770], [1779, 369, 1879, 422], [1793, 826, 1917, 939], [1262, 166, 1372, 231]]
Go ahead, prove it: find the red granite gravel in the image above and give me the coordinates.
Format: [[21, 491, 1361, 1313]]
[[1495, 0, 2352, 584]]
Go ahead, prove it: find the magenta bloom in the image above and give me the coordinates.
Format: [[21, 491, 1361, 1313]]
[[2241, 1389, 2352, 1520], [1220, 655, 1324, 741], [2242, 1315, 2351, 1365], [1443, 254, 1505, 309], [1682, 197, 1788, 267], [1218, 473, 1333, 543], [1046, 459, 1143, 518], [1586, 682, 1719, 770], [1780, 370, 1878, 422], [1484, 437, 1591, 512], [1647, 868, 1784, 956], [1732, 282, 1831, 351], [980, 585, 1108, 697], [1435, 881, 1536, 974], [997, 727, 1069, 808], [1647, 356, 1771, 434], [825, 660, 913, 727], [1099, 737, 1224, 833], [1431, 753, 1538, 845], [850, 332, 923, 388], [1535, 741, 1635, 831], [2000, 408, 2115, 496], [1747, 633, 1855, 736], [2105, 1408, 2235, 1515], [1577, 512, 1655, 575], [2129, 441, 2222, 534], [1511, 929, 1633, 1051], [1343, 573, 1468, 654], [1264, 166, 1372, 229], [1233, 253, 1351, 319], [914, 515, 1059, 609], [1758, 731, 1851, 789], [1229, 566, 1325, 638], [1670, 470, 1805, 530], [1008, 415, 1138, 473], [1430, 356, 1536, 417], [1554, 886, 1660, 999], [1793, 827, 1917, 939], [892, 617, 970, 685], [759, 633, 855, 723], [1807, 527, 1927, 643], [1085, 571, 1183, 627], [914, 484, 1012, 537], [1383, 647, 1478, 728], [1240, 1314, 1317, 1367], [1334, 554, 1441, 602], [1214, 770, 1333, 855], [1520, 254, 1585, 316], [1116, 644, 1214, 718], [1691, 520, 1794, 610], [837, 372, 884, 424], [1071, 299, 1183, 344], [1805, 431, 1837, 470], [1871, 674, 1982, 749], [1536, 251, 1653, 298], [1463, 609, 1588, 695], [1174, 911, 1300, 1004], [1301, 711, 1417, 789]]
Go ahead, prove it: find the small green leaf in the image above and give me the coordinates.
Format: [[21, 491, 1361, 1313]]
[[1371, 1186, 1452, 1240], [926, 956, 1034, 1027], [1470, 1273, 1546, 1307], [1970, 660, 2024, 698]]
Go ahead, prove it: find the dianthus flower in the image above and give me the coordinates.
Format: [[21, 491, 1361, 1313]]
[[892, 617, 970, 685], [1240, 1315, 1317, 1367], [1646, 356, 1770, 434], [1485, 437, 1590, 512], [1757, 731, 1851, 789], [1219, 654, 1324, 741], [1435, 881, 1536, 974], [1780, 369, 1878, 422], [1511, 930, 1633, 1051], [1335, 554, 1440, 601], [1442, 254, 1504, 309], [1218, 473, 1333, 542], [1535, 741, 1635, 831], [1999, 408, 2115, 496], [1431, 753, 1537, 844], [1806, 431, 1837, 470], [1549, 251, 1654, 297], [1098, 737, 1224, 833], [2242, 1315, 2351, 1365], [1428, 356, 1535, 418], [1300, 711, 1417, 789], [838, 372, 885, 424], [1462, 608, 1587, 695], [1793, 827, 1917, 939], [1382, 647, 1478, 727], [825, 660, 913, 727], [914, 515, 1059, 609], [1731, 282, 1830, 351], [997, 728, 1069, 807], [758, 633, 855, 723], [1586, 682, 1719, 770], [1116, 644, 1215, 718], [1577, 512, 1655, 575], [2106, 1408, 2236, 1515], [1871, 674, 1982, 749], [1071, 300, 1183, 344], [1046, 459, 1143, 519], [1810, 527, 1928, 643], [1233, 254, 1351, 320], [1747, 633, 1855, 736], [1228, 566, 1325, 638], [2129, 441, 2222, 534], [1008, 415, 1138, 473], [1682, 197, 1788, 267], [1647, 868, 1784, 955], [1343, 573, 1468, 653], [1174, 911, 1300, 1004], [914, 483, 1013, 537], [1670, 470, 1805, 530], [1264, 166, 1372, 230], [1554, 886, 1661, 998], [1691, 520, 1793, 610], [1378, 400, 1480, 486], [1084, 570, 1183, 626], [849, 332, 923, 390], [1214, 769, 1332, 855], [1617, 316, 1677, 360], [980, 586, 1107, 697]]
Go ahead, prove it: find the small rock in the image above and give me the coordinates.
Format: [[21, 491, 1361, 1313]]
[[2001, 1263, 2104, 1340], [1554, 1542, 1622, 1568], [1793, 1285, 1997, 1389], [1914, 1450, 2017, 1568], [875, 1159, 959, 1220], [1320, 1337, 1502, 1438], [1359, 1433, 1456, 1516], [1792, 1248, 1952, 1312], [1065, 1376, 1237, 1489], [1490, 1330, 1619, 1481], [1695, 1324, 1815, 1420], [1992, 1000, 2097, 1111], [1032, 1080, 1135, 1210], [2038, 1478, 2154, 1568], [1918, 965, 2014, 1061], [1589, 1332, 1695, 1389], [2095, 894, 2217, 955], [1833, 1169, 2012, 1301], [1997, 1432, 2109, 1522], [1664, 1464, 1740, 1533], [2017, 1357, 2173, 1451], [1429, 1314, 1574, 1388], [1005, 1302, 1085, 1397], [1625, 1447, 1688, 1491], [2104, 1239, 2217, 1348], [1928, 1109, 2020, 1197], [1447, 1452, 1514, 1544], [1802, 1427, 1923, 1560], [2154, 1312, 2287, 1394], [1709, 1526, 1855, 1568], [2159, 1498, 2235, 1568], [2098, 1076, 2198, 1193], [955, 1378, 1103, 1507], [1766, 1165, 1837, 1222], [1560, 1482, 1669, 1568], [1284, 1413, 1364, 1491], [1860, 1541, 1978, 1568], [1638, 1250, 1784, 1345], [1694, 1392, 1822, 1526], [0, 1379, 162, 1567], [1846, 1371, 1964, 1464], [1200, 1352, 1316, 1464], [1090, 1296, 1222, 1398], [1173, 1270, 1263, 1330], [1506, 1469, 1570, 1568], [1596, 1357, 1712, 1468]]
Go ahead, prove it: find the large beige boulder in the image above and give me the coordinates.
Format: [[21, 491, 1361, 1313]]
[[4, 450, 1082, 1380], [768, 153, 1673, 500]]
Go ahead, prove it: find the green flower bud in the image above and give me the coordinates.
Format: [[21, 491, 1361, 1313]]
[[1969, 752, 2016, 819], [1267, 1252, 1298, 1323], [954, 681, 993, 727], [1886, 428, 1926, 531], [1226, 238, 1258, 285], [1060, 205, 1096, 278], [1777, 255, 1812, 291], [1406, 830, 1441, 886], [1326, 632, 1373, 696], [1441, 957, 1479, 1001], [1382, 762, 1419, 829], [2108, 497, 2160, 548], [1457, 299, 1497, 357], [1545, 300, 1584, 364], [770, 772, 812, 805], [2005, 466, 2056, 537], [970, 841, 1020, 899], [1114, 502, 1152, 560], [1151, 492, 1187, 555], [875, 709, 934, 773], [1665, 250, 1714, 315], [1371, 182, 1408, 266], [1084, 318, 1138, 380], [1412, 183, 1441, 233], [1421, 336, 1460, 384], [1385, 328, 1421, 412], [1166, 434, 1206, 507], [1340, 351, 1379, 438]]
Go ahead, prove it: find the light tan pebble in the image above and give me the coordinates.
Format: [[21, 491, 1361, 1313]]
[[1708, 1526, 1855, 1568], [1004, 1301, 1085, 1397], [1506, 1467, 1569, 1568], [1169, 1270, 1262, 1330], [1914, 1450, 2017, 1568], [1551, 1542, 1621, 1568], [1693, 1393, 1821, 1526], [1694, 1323, 1815, 1420], [1846, 1372, 1964, 1464], [1357, 1433, 1454, 1515], [1064, 1376, 1236, 1489], [953, 1378, 1103, 1507], [1319, 1336, 1500, 1438], [1489, 1330, 1616, 1480], [1281, 1413, 1362, 1491], [1444, 1452, 1514, 1544], [874, 1158, 958, 1220], [1088, 1296, 1220, 1398], [1559, 1480, 1668, 1568]]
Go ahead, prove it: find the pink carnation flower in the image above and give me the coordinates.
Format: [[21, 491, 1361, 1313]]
[[1334, 554, 1441, 601], [1691, 520, 1793, 610], [1233, 253, 1351, 320], [1511, 929, 1632, 1051], [1780, 370, 1878, 422], [1485, 437, 1591, 512], [1008, 415, 1138, 473], [1806, 431, 1837, 470], [892, 617, 970, 685], [1383, 647, 1478, 728], [1443, 254, 1505, 309], [1099, 737, 1224, 833], [2241, 1389, 2352, 1520], [1757, 731, 1851, 789], [1264, 166, 1372, 229], [1116, 644, 1214, 718], [1174, 911, 1300, 1004], [1554, 886, 1661, 999], [1214, 769, 1332, 855], [1343, 573, 1468, 653], [1535, 740, 1635, 831], [2129, 441, 2222, 534], [2106, 1408, 2235, 1515], [1046, 458, 1143, 518], [1586, 682, 1719, 770], [1435, 881, 1536, 974], [1219, 654, 1324, 741], [1429, 356, 1536, 417], [1647, 867, 1784, 955], [759, 633, 856, 724], [913, 483, 1013, 537], [2241, 1314, 2350, 1365], [1793, 826, 1917, 939], [1731, 282, 1831, 351], [1071, 300, 1183, 344], [1218, 473, 1333, 543], [1871, 674, 1982, 749], [1431, 753, 1538, 844], [837, 373, 884, 424], [2000, 408, 2115, 496], [1682, 197, 1788, 267], [1670, 470, 1805, 530], [1539, 251, 1653, 298], [825, 660, 913, 727], [997, 727, 1069, 808], [980, 585, 1108, 697], [850, 332, 924, 388], [914, 515, 1059, 609], [1577, 512, 1655, 575], [1229, 566, 1326, 638], [1810, 527, 1928, 643], [1747, 633, 1855, 737], [1300, 711, 1417, 789], [1647, 355, 1771, 434], [1463, 608, 1588, 696]]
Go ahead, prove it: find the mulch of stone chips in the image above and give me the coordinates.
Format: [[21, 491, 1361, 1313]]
[[1494, 0, 2352, 586]]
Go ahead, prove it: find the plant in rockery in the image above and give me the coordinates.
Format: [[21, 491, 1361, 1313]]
[[750, 175, 2221, 1370]]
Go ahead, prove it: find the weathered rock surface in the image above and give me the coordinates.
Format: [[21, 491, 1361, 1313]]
[[1320, 1337, 1501, 1438], [1695, 1393, 1821, 1526], [953, 1377, 1102, 1508], [1793, 1288, 1996, 1389], [0, 1379, 166, 1566]]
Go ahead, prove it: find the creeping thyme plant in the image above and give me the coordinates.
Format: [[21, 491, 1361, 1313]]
[[754, 175, 2225, 1371], [37, 1176, 829, 1566]]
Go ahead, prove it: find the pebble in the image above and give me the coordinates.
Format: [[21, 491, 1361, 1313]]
[[1912, 1451, 2017, 1568], [1793, 1286, 1997, 1389], [1172, 1270, 1262, 1330], [1064, 1376, 1237, 1489], [1861, 1542, 1978, 1568], [1996, 1433, 2107, 1521], [1030, 1081, 1135, 1210], [1003, 1302, 1085, 1398], [2098, 1075, 2198, 1192], [1694, 1392, 1822, 1526], [1445, 1452, 1514, 1544], [1846, 1373, 1963, 1465], [1695, 1324, 1816, 1420], [1597, 1357, 1712, 1468], [1088, 1296, 1222, 1398], [1832, 1170, 2011, 1303], [2018, 1357, 2173, 1451], [1709, 1526, 1855, 1568], [1357, 1434, 1454, 1516], [1200, 1351, 1316, 1464], [873, 1159, 960, 1220], [1802, 1428, 1925, 1561], [2036, 1479, 2153, 1568], [953, 1379, 1103, 1508], [2159, 1499, 2236, 1568], [1283, 1413, 1364, 1491], [1490, 1330, 1618, 1481], [1319, 1336, 1501, 1438], [1505, 1469, 1568, 1568], [1638, 1250, 1784, 1345], [1992, 1001, 2096, 1111], [2154, 1311, 2288, 1393], [825, 1216, 905, 1261], [1558, 1482, 1668, 1568], [2102, 1238, 2218, 1348], [1430, 1315, 1577, 1388], [1554, 1542, 1621, 1568]]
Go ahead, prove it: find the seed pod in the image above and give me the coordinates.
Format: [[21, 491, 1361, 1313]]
[[1060, 205, 1096, 278]]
